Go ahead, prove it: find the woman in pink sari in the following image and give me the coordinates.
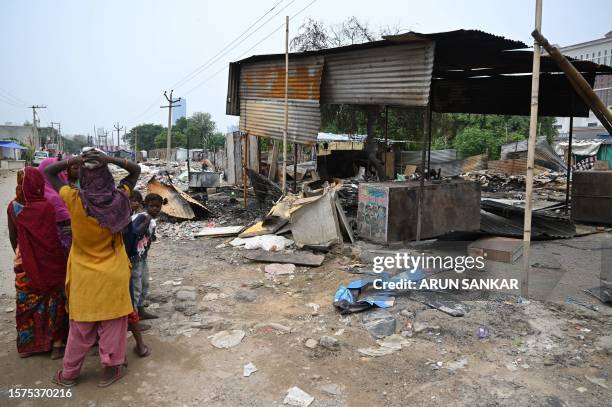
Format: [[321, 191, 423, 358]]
[[38, 158, 72, 253]]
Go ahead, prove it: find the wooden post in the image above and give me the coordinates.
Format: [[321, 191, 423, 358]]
[[522, 0, 543, 299], [268, 140, 279, 181], [243, 134, 249, 208], [416, 105, 431, 242], [293, 143, 298, 192], [427, 109, 433, 174], [384, 106, 388, 172], [282, 15, 289, 192], [565, 113, 573, 213]]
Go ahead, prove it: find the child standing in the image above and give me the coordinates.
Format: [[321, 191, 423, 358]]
[[130, 193, 163, 320], [123, 190, 150, 357]]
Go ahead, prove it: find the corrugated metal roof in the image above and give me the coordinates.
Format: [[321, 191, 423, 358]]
[[501, 137, 567, 171], [321, 42, 435, 107], [240, 99, 320, 145], [480, 200, 575, 239], [431, 73, 595, 117], [430, 154, 488, 177]]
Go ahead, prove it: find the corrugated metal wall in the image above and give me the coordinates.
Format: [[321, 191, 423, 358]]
[[238, 56, 324, 145], [321, 42, 435, 106]]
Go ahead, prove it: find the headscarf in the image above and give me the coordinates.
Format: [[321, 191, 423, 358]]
[[15, 169, 25, 204], [79, 164, 131, 233], [37, 158, 70, 223], [14, 167, 67, 292]]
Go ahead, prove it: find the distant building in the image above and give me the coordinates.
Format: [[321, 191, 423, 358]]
[[555, 30, 612, 137], [172, 97, 186, 124], [0, 124, 34, 145]]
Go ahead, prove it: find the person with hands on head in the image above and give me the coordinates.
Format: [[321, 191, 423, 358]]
[[44, 149, 141, 388]]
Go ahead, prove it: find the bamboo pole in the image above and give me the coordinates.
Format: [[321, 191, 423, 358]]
[[521, 0, 543, 299]]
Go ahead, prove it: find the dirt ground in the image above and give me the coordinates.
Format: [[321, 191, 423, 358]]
[[1, 172, 611, 406]]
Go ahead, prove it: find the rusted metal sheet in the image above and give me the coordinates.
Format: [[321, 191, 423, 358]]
[[240, 57, 323, 100], [321, 43, 435, 107], [238, 56, 323, 145], [147, 176, 210, 220], [239, 99, 320, 145]]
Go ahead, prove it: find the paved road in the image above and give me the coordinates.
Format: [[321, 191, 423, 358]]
[[0, 171, 17, 296]]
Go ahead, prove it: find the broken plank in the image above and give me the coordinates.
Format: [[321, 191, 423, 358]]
[[335, 199, 355, 244], [239, 218, 288, 238], [195, 226, 245, 238], [241, 250, 325, 267]]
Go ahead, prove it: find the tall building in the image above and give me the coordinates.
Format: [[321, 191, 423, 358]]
[[554, 31, 612, 138], [172, 97, 186, 124]]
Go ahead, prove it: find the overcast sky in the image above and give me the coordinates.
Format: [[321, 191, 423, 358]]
[[1, 0, 610, 136]]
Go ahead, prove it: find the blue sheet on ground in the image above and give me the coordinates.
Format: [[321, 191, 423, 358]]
[[333, 269, 429, 313]]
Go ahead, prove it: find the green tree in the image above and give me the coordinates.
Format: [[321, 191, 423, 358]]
[[186, 112, 216, 149], [453, 127, 500, 159], [123, 124, 164, 151], [154, 130, 187, 149], [205, 132, 225, 153]]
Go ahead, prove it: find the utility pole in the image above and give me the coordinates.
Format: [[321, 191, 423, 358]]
[[134, 128, 138, 162], [161, 90, 181, 163], [50, 122, 60, 151], [28, 105, 46, 149], [55, 122, 62, 152], [114, 122, 124, 151], [104, 130, 110, 151]]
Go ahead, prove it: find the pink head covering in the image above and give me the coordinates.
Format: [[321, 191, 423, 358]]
[[38, 158, 71, 223]]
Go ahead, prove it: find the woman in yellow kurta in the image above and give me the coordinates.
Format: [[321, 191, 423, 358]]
[[45, 150, 141, 388]]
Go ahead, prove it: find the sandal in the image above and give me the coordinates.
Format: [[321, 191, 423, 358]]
[[52, 370, 76, 388], [134, 344, 151, 358], [98, 364, 127, 388], [50, 346, 65, 360]]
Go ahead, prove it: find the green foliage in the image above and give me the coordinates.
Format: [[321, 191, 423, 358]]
[[23, 145, 35, 163], [154, 130, 187, 149], [205, 132, 225, 152], [123, 124, 164, 151], [453, 127, 499, 159], [126, 112, 220, 151], [187, 112, 217, 149]]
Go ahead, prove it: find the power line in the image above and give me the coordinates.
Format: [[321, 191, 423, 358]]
[[173, 0, 297, 90], [184, 0, 319, 97], [172, 0, 286, 89], [128, 0, 298, 126], [0, 87, 28, 106], [0, 94, 23, 108]]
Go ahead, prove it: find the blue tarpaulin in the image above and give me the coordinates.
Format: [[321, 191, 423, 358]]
[[0, 141, 27, 149]]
